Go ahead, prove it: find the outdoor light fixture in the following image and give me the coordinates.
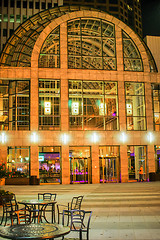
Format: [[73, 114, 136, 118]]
[[91, 132, 99, 144], [44, 101, 51, 115], [61, 133, 70, 145], [0, 132, 7, 144], [121, 132, 127, 143], [31, 132, 38, 143], [72, 102, 79, 115], [147, 132, 154, 143]]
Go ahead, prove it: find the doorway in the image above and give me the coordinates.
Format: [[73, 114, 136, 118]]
[[69, 147, 91, 184], [99, 146, 120, 183]]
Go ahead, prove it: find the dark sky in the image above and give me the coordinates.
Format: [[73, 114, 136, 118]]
[[141, 0, 160, 37]]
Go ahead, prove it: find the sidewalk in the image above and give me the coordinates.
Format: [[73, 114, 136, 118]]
[[0, 182, 160, 240]]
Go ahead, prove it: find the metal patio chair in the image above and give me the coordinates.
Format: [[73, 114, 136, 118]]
[[57, 195, 84, 224]]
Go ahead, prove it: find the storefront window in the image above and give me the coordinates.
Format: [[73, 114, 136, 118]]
[[155, 146, 160, 173], [152, 84, 160, 131], [39, 146, 61, 184], [7, 147, 30, 178], [68, 18, 116, 70], [39, 79, 60, 130], [99, 146, 120, 183], [125, 82, 146, 130], [69, 80, 119, 130], [127, 146, 147, 181]]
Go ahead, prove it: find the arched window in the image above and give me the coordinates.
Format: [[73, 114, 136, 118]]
[[39, 26, 60, 68], [68, 18, 116, 70], [122, 31, 143, 71]]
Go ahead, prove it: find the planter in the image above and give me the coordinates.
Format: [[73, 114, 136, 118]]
[[5, 177, 29, 185], [0, 178, 5, 185]]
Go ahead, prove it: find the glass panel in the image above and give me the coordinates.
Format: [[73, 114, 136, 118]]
[[69, 146, 91, 184], [152, 84, 160, 131], [69, 80, 119, 130], [0, 81, 9, 130], [68, 18, 116, 70], [155, 146, 160, 173], [125, 82, 146, 130], [122, 30, 143, 71], [39, 27, 60, 68], [99, 146, 120, 183], [9, 81, 30, 130], [7, 147, 30, 178], [128, 146, 147, 181], [39, 146, 61, 184], [39, 79, 60, 130]]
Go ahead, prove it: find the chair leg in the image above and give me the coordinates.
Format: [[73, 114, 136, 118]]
[[80, 229, 82, 240], [0, 211, 4, 225]]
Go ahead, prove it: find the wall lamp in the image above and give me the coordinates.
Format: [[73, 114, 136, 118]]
[[0, 132, 7, 144], [61, 133, 70, 145], [31, 132, 38, 143], [147, 132, 154, 143], [91, 132, 100, 144]]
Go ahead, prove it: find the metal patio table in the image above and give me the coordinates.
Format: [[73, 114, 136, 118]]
[[18, 199, 57, 223], [0, 223, 70, 240]]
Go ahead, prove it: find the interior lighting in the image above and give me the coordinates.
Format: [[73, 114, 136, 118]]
[[31, 132, 38, 143], [44, 101, 51, 115], [0, 132, 7, 144], [61, 133, 70, 145], [147, 132, 154, 143]]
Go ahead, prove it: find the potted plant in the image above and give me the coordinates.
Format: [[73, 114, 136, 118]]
[[0, 189, 14, 205], [0, 163, 6, 185]]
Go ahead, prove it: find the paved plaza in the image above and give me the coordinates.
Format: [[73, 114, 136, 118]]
[[0, 182, 160, 240]]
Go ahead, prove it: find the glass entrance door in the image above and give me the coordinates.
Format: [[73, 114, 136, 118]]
[[69, 147, 91, 184], [99, 146, 120, 183]]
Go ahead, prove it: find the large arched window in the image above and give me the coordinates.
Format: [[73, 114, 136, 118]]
[[122, 31, 143, 71], [39, 26, 60, 68], [68, 18, 116, 70]]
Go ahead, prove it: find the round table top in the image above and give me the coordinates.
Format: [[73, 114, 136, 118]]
[[0, 223, 70, 240], [18, 199, 56, 205]]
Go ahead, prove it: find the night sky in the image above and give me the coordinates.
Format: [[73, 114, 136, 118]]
[[141, 0, 160, 37]]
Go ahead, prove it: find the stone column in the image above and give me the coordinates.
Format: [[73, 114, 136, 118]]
[[92, 145, 99, 184], [60, 22, 70, 184], [120, 145, 128, 182], [0, 146, 8, 164], [147, 145, 155, 174], [61, 145, 70, 184], [30, 146, 39, 178]]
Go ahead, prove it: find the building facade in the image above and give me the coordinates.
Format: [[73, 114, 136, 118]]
[[0, 0, 63, 53], [0, 6, 159, 185], [63, 0, 143, 36]]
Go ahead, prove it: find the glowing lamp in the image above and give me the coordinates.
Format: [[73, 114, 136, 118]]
[[31, 132, 38, 143], [147, 132, 154, 143], [0, 132, 7, 143], [61, 133, 70, 145], [44, 101, 51, 115]]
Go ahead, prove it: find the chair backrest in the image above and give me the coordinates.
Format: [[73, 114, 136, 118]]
[[70, 196, 84, 210], [2, 197, 18, 213], [38, 193, 56, 201], [62, 209, 92, 232]]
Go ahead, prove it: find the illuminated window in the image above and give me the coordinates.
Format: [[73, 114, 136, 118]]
[[7, 147, 30, 178], [155, 146, 160, 173], [68, 18, 116, 70], [152, 84, 160, 131], [39, 27, 60, 68], [39, 79, 60, 130], [122, 31, 143, 71], [69, 81, 119, 130], [125, 82, 146, 130]]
